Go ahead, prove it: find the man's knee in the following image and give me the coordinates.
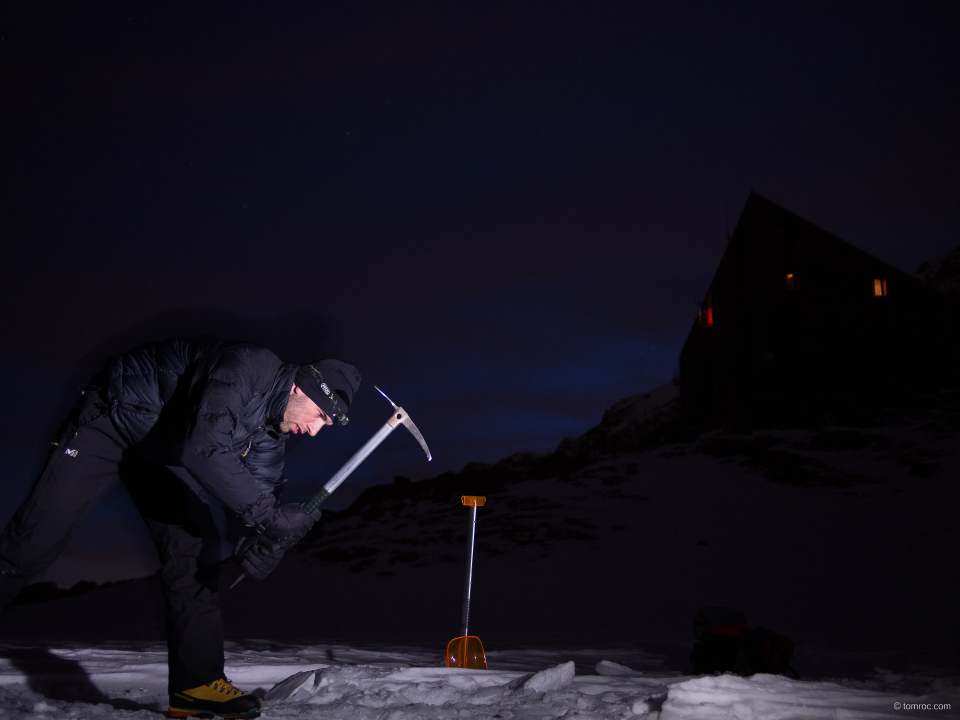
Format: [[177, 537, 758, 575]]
[[159, 544, 220, 601]]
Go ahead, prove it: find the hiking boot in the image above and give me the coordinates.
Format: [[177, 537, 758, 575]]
[[168, 677, 261, 718]]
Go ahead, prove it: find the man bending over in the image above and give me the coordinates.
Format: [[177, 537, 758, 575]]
[[0, 338, 361, 718]]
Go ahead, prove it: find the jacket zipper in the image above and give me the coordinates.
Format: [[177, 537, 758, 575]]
[[241, 425, 265, 458]]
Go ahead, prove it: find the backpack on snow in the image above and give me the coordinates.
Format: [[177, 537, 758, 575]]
[[689, 607, 799, 678]]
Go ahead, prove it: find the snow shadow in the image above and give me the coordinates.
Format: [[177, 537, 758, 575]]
[[0, 647, 157, 712]]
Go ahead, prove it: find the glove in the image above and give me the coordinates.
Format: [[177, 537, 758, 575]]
[[239, 536, 285, 581], [261, 502, 322, 549], [239, 503, 321, 581]]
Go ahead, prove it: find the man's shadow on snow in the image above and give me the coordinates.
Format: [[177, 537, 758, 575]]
[[0, 647, 160, 712]]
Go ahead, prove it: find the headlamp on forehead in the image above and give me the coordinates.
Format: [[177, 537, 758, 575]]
[[306, 365, 349, 426]]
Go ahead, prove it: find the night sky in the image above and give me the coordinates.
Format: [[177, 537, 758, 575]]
[[2, 1, 958, 584]]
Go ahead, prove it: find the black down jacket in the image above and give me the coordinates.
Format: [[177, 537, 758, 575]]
[[100, 337, 297, 527]]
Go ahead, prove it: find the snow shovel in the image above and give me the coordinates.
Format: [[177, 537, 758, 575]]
[[445, 495, 488, 670]]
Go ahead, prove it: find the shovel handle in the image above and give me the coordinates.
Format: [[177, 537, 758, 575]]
[[461, 504, 479, 637]]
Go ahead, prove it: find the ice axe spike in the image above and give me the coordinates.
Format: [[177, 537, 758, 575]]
[[230, 386, 431, 587]]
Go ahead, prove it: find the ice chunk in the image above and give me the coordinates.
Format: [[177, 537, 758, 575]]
[[520, 661, 575, 692], [631, 698, 651, 714], [597, 659, 644, 677], [263, 669, 318, 701]]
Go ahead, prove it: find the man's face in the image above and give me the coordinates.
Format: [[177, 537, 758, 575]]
[[280, 385, 334, 436]]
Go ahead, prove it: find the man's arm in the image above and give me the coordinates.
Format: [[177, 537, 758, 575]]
[[180, 353, 277, 528]]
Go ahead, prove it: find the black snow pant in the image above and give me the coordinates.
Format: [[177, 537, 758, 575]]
[[0, 393, 225, 693]]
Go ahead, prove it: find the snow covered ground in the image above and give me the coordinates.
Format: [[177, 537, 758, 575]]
[[2, 386, 958, 717], [1, 641, 957, 719]]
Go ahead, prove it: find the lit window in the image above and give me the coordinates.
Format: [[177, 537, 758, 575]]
[[785, 273, 798, 291], [698, 297, 713, 327], [873, 278, 887, 296]]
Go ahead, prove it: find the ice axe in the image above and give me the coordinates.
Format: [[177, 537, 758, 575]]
[[445, 495, 488, 670], [231, 386, 431, 587]]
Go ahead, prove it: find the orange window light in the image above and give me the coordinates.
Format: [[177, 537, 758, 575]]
[[699, 307, 713, 327], [461, 496, 486, 507], [873, 278, 887, 296]]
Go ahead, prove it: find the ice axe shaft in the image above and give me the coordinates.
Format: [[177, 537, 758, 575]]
[[231, 386, 431, 588], [301, 386, 432, 515]]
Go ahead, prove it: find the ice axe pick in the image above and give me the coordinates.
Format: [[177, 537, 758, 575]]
[[231, 386, 431, 587], [299, 386, 432, 513]]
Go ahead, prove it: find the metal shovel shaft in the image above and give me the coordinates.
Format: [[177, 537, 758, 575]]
[[461, 505, 478, 637]]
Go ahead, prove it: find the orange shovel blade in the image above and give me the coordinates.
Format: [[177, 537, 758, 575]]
[[445, 635, 488, 669]]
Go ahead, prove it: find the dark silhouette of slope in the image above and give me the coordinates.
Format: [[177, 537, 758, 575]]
[[915, 244, 960, 300]]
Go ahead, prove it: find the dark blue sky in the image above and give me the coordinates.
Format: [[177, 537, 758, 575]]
[[2, 1, 958, 583]]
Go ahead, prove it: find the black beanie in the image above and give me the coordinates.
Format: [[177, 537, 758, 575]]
[[294, 359, 361, 426]]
